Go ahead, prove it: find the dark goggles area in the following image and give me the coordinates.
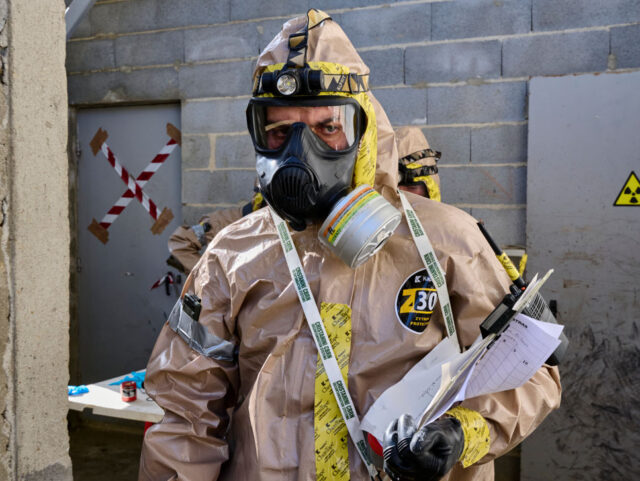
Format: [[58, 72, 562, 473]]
[[247, 97, 366, 153]]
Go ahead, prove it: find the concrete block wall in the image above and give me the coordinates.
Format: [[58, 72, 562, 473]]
[[67, 0, 640, 246]]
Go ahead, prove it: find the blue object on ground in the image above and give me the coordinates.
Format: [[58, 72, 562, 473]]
[[68, 385, 89, 396], [109, 371, 145, 389]]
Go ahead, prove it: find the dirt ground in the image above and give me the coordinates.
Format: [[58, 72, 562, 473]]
[[69, 413, 145, 481], [68, 412, 520, 481]]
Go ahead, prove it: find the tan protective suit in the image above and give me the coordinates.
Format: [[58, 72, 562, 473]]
[[140, 11, 560, 481], [395, 126, 441, 200], [167, 207, 243, 273]]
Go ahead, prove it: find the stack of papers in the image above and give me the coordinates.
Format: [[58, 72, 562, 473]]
[[361, 285, 563, 441]]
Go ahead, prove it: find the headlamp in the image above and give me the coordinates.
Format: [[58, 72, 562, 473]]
[[260, 67, 325, 97], [276, 74, 298, 96]]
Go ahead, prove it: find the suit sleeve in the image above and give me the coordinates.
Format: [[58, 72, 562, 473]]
[[139, 251, 239, 481], [168, 208, 245, 274], [167, 224, 202, 273], [447, 220, 562, 463]]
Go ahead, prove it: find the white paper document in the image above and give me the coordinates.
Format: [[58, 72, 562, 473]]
[[362, 312, 563, 441]]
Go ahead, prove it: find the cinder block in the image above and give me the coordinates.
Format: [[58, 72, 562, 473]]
[[427, 82, 527, 125], [68, 68, 179, 105], [469, 207, 525, 246], [339, 4, 430, 49], [533, 0, 640, 31], [66, 39, 115, 72], [318, 0, 379, 8], [115, 30, 184, 67], [215, 134, 256, 168], [503, 31, 609, 78], [231, 0, 308, 22], [90, 0, 230, 35], [372, 87, 427, 126], [439, 165, 526, 204], [179, 61, 253, 98], [359, 48, 404, 87], [432, 0, 530, 40], [186, 23, 260, 62], [182, 135, 211, 169], [423, 127, 470, 164], [611, 24, 640, 69], [68, 72, 115, 105], [117, 68, 180, 101], [69, 11, 92, 38], [182, 169, 257, 204], [182, 98, 249, 134], [405, 41, 501, 84], [182, 204, 219, 225], [471, 124, 527, 164], [257, 18, 290, 51]]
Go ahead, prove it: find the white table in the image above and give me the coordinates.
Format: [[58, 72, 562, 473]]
[[68, 371, 164, 423]]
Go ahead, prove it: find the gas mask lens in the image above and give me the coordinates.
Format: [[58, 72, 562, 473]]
[[248, 99, 363, 152]]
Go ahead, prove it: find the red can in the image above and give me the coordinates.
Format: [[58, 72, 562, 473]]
[[120, 381, 137, 402]]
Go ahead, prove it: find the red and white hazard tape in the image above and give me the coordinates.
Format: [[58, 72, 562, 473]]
[[88, 124, 181, 244], [150, 272, 174, 290], [98, 137, 179, 230], [98, 141, 162, 222]]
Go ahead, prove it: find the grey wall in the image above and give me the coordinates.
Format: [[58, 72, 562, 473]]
[[66, 0, 640, 248]]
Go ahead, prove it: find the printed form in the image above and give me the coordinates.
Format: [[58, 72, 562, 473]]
[[361, 312, 563, 441]]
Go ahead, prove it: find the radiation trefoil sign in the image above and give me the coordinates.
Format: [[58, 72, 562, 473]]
[[613, 171, 640, 206]]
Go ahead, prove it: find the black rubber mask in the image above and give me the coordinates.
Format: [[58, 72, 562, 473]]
[[247, 97, 365, 231]]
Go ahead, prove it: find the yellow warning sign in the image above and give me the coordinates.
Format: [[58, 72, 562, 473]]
[[614, 171, 640, 206]]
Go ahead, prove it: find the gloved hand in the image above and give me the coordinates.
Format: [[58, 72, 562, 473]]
[[382, 413, 464, 481]]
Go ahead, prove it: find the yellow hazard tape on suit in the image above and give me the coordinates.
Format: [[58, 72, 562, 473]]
[[447, 406, 491, 468], [518, 253, 528, 278], [497, 252, 521, 282], [315, 303, 352, 481], [414, 175, 441, 202]]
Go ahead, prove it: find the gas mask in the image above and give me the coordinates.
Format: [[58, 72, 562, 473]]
[[247, 94, 401, 268]]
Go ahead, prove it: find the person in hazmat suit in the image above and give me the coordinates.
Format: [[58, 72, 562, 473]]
[[139, 9, 560, 481], [395, 126, 441, 201], [166, 188, 264, 273]]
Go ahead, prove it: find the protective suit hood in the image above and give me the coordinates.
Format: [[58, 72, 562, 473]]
[[395, 126, 442, 201], [254, 9, 399, 201]]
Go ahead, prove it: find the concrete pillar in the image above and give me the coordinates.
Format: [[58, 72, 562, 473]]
[[0, 1, 72, 480]]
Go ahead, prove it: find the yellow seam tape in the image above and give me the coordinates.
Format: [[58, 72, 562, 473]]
[[497, 252, 520, 282], [447, 406, 490, 468], [413, 175, 441, 202], [518, 253, 528, 278], [315, 302, 352, 481]]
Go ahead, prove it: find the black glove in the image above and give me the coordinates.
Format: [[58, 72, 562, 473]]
[[382, 413, 464, 481], [166, 255, 187, 274]]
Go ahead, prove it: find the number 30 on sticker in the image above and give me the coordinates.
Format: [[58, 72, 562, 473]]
[[399, 288, 437, 314], [395, 269, 439, 333]]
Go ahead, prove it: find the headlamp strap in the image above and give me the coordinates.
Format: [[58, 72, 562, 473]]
[[398, 191, 461, 352], [286, 32, 307, 68], [270, 208, 380, 479]]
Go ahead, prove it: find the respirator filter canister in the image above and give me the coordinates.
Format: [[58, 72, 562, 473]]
[[319, 185, 402, 268]]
